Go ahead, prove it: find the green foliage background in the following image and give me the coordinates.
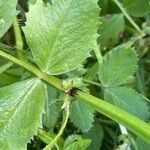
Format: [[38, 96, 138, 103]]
[[0, 0, 150, 150]]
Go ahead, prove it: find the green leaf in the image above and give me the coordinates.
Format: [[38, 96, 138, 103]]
[[98, 14, 125, 48], [98, 46, 138, 87], [0, 0, 18, 38], [0, 78, 45, 149], [70, 100, 94, 132], [24, 0, 100, 75], [104, 86, 149, 121], [123, 0, 150, 17], [83, 123, 104, 150], [64, 139, 91, 150], [42, 85, 60, 129]]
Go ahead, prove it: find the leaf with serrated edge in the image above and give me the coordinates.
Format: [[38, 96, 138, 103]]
[[98, 14, 125, 48], [0, 78, 45, 150], [70, 100, 94, 132], [99, 46, 138, 87], [0, 0, 18, 38], [104, 86, 149, 121], [24, 0, 100, 75]]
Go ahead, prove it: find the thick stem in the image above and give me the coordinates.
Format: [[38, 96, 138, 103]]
[[77, 91, 150, 144]]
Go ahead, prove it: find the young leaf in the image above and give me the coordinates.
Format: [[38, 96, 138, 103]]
[[24, 0, 100, 75], [98, 14, 125, 48], [123, 0, 150, 17], [0, 0, 18, 38], [0, 78, 46, 149], [70, 100, 94, 132], [104, 86, 149, 121], [98, 46, 138, 87], [64, 139, 91, 150]]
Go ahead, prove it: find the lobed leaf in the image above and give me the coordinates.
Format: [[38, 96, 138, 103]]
[[0, 78, 46, 149], [0, 0, 18, 38], [24, 0, 100, 75], [98, 45, 138, 87]]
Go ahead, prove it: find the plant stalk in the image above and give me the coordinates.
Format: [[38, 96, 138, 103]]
[[0, 49, 150, 144], [77, 91, 150, 144]]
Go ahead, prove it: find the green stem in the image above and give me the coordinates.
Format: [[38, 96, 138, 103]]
[[44, 95, 70, 150], [1, 46, 150, 144], [0, 50, 63, 91], [77, 91, 150, 144], [13, 18, 26, 60], [113, 0, 142, 34]]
